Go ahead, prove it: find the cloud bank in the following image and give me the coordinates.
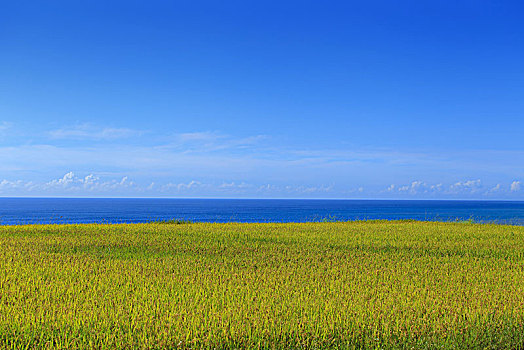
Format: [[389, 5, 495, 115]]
[[0, 122, 523, 199], [0, 172, 340, 198], [386, 179, 522, 198], [0, 171, 522, 199], [49, 124, 142, 140]]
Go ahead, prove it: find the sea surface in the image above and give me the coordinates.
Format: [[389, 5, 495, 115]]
[[0, 198, 523, 226]]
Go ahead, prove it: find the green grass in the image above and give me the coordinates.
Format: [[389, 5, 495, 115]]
[[1, 221, 524, 349]]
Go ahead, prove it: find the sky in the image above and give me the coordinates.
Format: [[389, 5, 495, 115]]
[[1, 0, 523, 199]]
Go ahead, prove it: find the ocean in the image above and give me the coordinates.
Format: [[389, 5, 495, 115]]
[[0, 198, 523, 225]]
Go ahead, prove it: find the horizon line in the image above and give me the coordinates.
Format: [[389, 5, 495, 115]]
[[0, 196, 523, 202]]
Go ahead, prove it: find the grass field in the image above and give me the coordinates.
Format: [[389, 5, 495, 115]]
[[1, 221, 524, 349]]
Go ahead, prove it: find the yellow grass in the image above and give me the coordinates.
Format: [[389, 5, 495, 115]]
[[1, 221, 524, 349]]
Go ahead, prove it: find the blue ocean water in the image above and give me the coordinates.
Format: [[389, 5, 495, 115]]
[[0, 198, 523, 226]]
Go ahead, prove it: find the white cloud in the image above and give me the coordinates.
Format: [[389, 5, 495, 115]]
[[161, 180, 203, 192], [40, 172, 136, 193], [0, 179, 35, 191], [82, 174, 100, 188], [49, 124, 141, 140], [219, 182, 252, 190], [1, 138, 523, 197], [167, 131, 268, 153], [386, 179, 489, 196], [383, 178, 524, 198], [176, 131, 223, 143], [0, 122, 13, 140], [119, 176, 128, 186], [487, 183, 502, 193], [219, 182, 236, 189], [397, 180, 428, 194], [1, 130, 524, 199], [45, 171, 75, 187], [430, 183, 443, 191], [449, 179, 482, 193], [258, 184, 279, 192], [256, 183, 336, 195], [2, 171, 523, 199], [293, 184, 334, 194], [0, 121, 12, 131]]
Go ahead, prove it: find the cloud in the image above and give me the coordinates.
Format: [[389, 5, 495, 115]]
[[449, 179, 482, 193], [41, 172, 135, 193], [0, 121, 12, 131], [176, 131, 223, 143], [166, 131, 268, 153], [1, 135, 524, 193], [0, 122, 13, 139], [157, 182, 337, 196], [386, 179, 485, 196], [49, 124, 142, 140], [45, 171, 75, 187], [383, 179, 524, 198], [258, 184, 279, 192], [487, 183, 502, 193], [291, 184, 334, 194], [161, 180, 203, 192], [219, 182, 252, 190], [0, 179, 35, 191], [396, 181, 429, 194], [1, 132, 524, 199], [3, 171, 523, 199], [83, 174, 100, 188], [430, 183, 443, 192]]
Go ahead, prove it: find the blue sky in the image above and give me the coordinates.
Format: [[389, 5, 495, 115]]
[[1, 0, 523, 199]]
